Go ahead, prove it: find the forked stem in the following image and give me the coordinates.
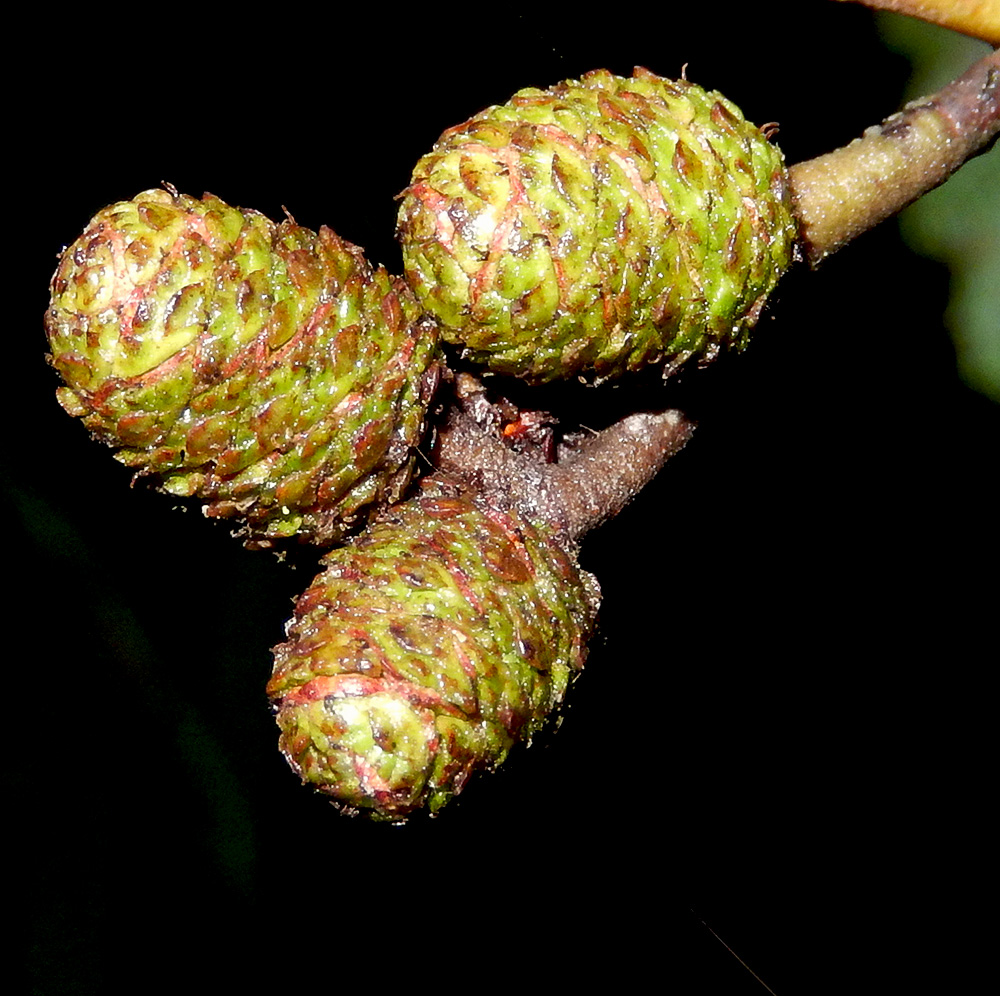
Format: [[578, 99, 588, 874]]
[[433, 402, 695, 542]]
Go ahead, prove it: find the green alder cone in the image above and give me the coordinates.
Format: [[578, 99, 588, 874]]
[[46, 189, 440, 547], [397, 67, 798, 383], [268, 480, 600, 820]]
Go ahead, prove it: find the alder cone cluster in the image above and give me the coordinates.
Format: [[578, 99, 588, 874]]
[[44, 66, 804, 817]]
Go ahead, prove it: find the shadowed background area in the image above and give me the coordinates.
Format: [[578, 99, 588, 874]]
[[9, 5, 995, 991]]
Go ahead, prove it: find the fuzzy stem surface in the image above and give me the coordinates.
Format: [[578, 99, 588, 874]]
[[433, 406, 695, 542], [789, 49, 1000, 265]]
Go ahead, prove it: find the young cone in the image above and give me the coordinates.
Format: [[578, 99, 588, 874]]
[[268, 479, 600, 820], [46, 189, 440, 547], [268, 404, 693, 820], [397, 68, 797, 383]]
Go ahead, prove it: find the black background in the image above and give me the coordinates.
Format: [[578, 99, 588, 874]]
[[9, 5, 996, 991]]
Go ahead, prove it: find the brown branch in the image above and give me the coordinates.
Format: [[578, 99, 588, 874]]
[[544, 411, 695, 540], [833, 0, 1000, 45], [788, 49, 1000, 266], [432, 405, 695, 543]]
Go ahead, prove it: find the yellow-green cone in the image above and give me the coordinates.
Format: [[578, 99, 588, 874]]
[[397, 68, 798, 383], [268, 480, 599, 820], [46, 189, 440, 547]]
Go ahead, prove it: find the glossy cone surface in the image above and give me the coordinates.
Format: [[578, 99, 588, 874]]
[[398, 68, 797, 382], [268, 482, 599, 819], [46, 189, 439, 546]]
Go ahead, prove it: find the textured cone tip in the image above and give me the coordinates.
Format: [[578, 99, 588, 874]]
[[268, 484, 600, 820], [275, 681, 439, 819], [45, 188, 440, 547], [397, 67, 798, 383]]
